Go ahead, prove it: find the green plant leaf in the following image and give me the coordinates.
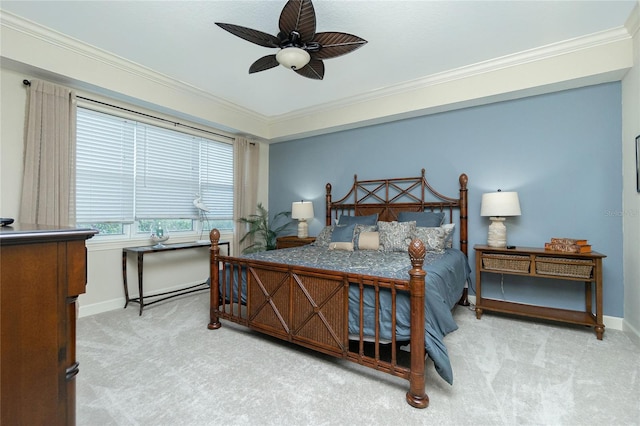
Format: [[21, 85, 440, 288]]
[[238, 202, 295, 253]]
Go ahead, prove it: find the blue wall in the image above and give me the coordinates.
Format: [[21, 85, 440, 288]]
[[269, 83, 623, 318]]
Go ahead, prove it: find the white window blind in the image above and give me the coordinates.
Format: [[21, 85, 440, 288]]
[[200, 139, 233, 219], [134, 125, 201, 219], [76, 108, 135, 222], [76, 107, 234, 224]]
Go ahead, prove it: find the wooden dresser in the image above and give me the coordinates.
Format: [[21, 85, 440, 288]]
[[1, 224, 97, 425]]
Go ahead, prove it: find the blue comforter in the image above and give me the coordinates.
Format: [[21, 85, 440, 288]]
[[227, 246, 470, 384]]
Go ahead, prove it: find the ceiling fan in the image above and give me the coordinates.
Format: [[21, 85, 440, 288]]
[[215, 0, 367, 80]]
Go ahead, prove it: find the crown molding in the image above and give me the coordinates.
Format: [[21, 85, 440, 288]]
[[1, 9, 634, 142], [0, 11, 270, 127], [271, 26, 633, 125], [625, 1, 640, 37]]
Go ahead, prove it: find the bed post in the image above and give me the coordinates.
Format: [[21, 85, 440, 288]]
[[458, 174, 468, 255], [208, 229, 222, 330], [458, 174, 470, 306], [406, 238, 429, 409], [325, 183, 332, 226]]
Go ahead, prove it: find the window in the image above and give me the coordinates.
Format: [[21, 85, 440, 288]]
[[76, 107, 234, 238]]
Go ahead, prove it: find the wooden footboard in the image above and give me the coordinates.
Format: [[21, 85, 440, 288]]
[[208, 229, 430, 408]]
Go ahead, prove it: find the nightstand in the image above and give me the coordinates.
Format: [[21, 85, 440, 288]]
[[276, 235, 316, 249], [474, 244, 606, 339]]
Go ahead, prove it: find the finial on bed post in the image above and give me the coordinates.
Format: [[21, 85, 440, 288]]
[[406, 238, 429, 409], [408, 238, 426, 269], [208, 229, 222, 330], [459, 173, 468, 189], [210, 228, 220, 244]]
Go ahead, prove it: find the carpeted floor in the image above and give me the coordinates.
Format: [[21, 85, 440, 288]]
[[77, 292, 640, 425]]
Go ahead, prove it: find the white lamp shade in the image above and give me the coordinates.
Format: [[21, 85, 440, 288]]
[[291, 201, 314, 220], [292, 201, 313, 239], [276, 47, 310, 70], [480, 191, 521, 217]]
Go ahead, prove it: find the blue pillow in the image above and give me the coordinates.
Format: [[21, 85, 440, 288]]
[[397, 211, 444, 227], [330, 224, 356, 242], [337, 213, 378, 226]]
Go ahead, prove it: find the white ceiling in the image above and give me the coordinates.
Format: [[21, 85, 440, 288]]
[[1, 0, 637, 121]]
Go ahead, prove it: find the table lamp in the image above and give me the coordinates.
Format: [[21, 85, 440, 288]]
[[291, 201, 314, 239], [480, 190, 521, 248]]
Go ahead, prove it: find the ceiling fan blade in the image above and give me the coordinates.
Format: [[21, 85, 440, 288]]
[[295, 59, 324, 80], [279, 0, 316, 43], [311, 32, 367, 60], [215, 23, 280, 48], [249, 55, 280, 74]]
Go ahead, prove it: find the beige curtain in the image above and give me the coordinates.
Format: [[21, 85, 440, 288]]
[[19, 79, 77, 226], [233, 137, 259, 255]]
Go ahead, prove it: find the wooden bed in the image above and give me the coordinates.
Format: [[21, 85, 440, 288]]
[[208, 169, 469, 408]]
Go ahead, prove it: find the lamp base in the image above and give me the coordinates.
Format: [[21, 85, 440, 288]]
[[487, 217, 507, 248], [297, 220, 308, 239]]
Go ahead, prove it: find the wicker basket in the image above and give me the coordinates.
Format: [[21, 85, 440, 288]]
[[535, 257, 594, 279], [482, 254, 531, 273]]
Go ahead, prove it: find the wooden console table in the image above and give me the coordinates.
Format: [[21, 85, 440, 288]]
[[122, 241, 229, 315], [474, 244, 606, 339]]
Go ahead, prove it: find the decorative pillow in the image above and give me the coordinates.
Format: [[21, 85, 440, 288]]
[[357, 231, 379, 250], [331, 224, 356, 242], [397, 211, 444, 227], [329, 224, 356, 251], [354, 224, 377, 249], [412, 223, 456, 253], [442, 223, 455, 248], [412, 227, 447, 253], [313, 226, 334, 247], [337, 213, 378, 226], [328, 241, 354, 251], [377, 221, 416, 252]]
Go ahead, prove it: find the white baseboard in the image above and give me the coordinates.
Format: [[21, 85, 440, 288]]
[[623, 320, 640, 340], [79, 298, 125, 318], [78, 279, 208, 318], [466, 295, 623, 331]]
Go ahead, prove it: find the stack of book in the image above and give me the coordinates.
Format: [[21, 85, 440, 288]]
[[544, 237, 592, 253]]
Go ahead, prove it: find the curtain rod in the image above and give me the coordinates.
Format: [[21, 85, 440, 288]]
[[23, 79, 237, 141]]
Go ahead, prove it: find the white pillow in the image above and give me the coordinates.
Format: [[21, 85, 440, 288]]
[[328, 242, 354, 251], [357, 231, 379, 250]]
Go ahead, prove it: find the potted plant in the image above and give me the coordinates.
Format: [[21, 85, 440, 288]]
[[238, 203, 294, 253]]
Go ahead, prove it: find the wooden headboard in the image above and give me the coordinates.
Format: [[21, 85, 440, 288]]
[[325, 169, 469, 256]]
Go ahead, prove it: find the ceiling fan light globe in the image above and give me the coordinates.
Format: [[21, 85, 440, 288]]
[[276, 47, 310, 70]]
